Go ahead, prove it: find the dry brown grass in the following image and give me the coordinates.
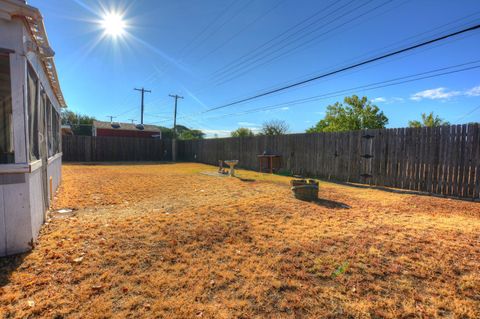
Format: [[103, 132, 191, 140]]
[[1, 163, 479, 318]]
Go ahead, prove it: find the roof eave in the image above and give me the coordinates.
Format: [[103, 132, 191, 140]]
[[4, 1, 67, 108]]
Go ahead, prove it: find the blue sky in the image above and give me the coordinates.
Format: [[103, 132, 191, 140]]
[[31, 0, 480, 137]]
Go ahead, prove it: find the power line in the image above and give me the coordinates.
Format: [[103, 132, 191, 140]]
[[213, 0, 378, 83], [106, 115, 116, 123], [214, 0, 400, 85], [198, 23, 480, 114], [208, 0, 346, 79], [177, 0, 237, 58], [173, 10, 478, 108], [456, 105, 480, 123], [148, 59, 480, 127], [183, 0, 255, 60], [194, 0, 287, 63], [181, 60, 480, 123]]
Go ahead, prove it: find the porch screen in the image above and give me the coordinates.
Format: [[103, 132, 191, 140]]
[[27, 64, 39, 161], [0, 54, 14, 164], [53, 109, 60, 154], [47, 99, 53, 157]]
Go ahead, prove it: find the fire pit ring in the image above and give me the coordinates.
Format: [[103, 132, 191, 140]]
[[290, 179, 319, 201]]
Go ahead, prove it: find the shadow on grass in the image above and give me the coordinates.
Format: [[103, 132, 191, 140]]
[[312, 198, 351, 209], [0, 252, 28, 287], [236, 177, 256, 182], [64, 161, 175, 166]]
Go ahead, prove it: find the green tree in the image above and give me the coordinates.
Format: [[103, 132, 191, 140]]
[[61, 110, 96, 136], [231, 127, 255, 137], [161, 125, 205, 140], [259, 120, 289, 136], [306, 95, 388, 133], [179, 129, 205, 140], [408, 112, 449, 128]]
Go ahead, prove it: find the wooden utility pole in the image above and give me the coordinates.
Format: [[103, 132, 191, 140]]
[[134, 87, 151, 124], [106, 115, 116, 123], [169, 94, 184, 162]]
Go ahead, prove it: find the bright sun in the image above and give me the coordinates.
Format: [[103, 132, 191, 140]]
[[101, 12, 126, 38]]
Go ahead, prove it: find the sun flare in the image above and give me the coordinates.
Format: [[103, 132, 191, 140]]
[[101, 12, 126, 38]]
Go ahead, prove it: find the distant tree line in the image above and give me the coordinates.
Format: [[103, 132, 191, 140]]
[[63, 94, 459, 140], [229, 94, 457, 137]]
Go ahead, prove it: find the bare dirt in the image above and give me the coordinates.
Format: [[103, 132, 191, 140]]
[[1, 163, 479, 318]]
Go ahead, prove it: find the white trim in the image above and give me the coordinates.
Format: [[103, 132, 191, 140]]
[[0, 158, 46, 174], [0, 163, 29, 174], [29, 159, 42, 172], [10, 51, 27, 163], [47, 152, 62, 165]]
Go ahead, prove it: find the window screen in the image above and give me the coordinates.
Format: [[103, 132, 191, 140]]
[[0, 54, 14, 164], [27, 64, 39, 161], [52, 108, 60, 154], [47, 99, 53, 157]]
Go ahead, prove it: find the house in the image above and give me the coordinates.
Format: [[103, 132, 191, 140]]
[[92, 120, 161, 139], [0, 0, 65, 256], [61, 124, 73, 136]]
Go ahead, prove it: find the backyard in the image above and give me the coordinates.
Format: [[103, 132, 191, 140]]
[[0, 163, 479, 318]]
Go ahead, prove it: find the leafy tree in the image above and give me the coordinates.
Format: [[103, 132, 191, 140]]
[[231, 127, 255, 137], [160, 125, 205, 140], [179, 129, 205, 140], [306, 95, 388, 133], [158, 126, 174, 139], [61, 110, 96, 136], [408, 112, 450, 128], [259, 120, 289, 136]]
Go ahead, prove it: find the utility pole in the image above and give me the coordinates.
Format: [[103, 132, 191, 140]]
[[128, 119, 136, 124], [169, 94, 184, 162], [134, 87, 151, 124], [106, 115, 116, 123]]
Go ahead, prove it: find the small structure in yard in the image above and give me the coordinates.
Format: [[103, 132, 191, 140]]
[[258, 154, 281, 174], [224, 160, 239, 177], [0, 0, 65, 256], [291, 179, 319, 201], [92, 120, 161, 139], [218, 160, 228, 174]]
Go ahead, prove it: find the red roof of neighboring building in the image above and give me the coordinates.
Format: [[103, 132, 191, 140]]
[[93, 121, 161, 138]]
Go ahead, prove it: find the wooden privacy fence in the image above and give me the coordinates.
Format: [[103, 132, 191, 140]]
[[178, 124, 480, 200], [62, 135, 172, 162]]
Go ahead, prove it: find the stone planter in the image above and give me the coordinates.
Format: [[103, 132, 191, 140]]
[[290, 179, 319, 201]]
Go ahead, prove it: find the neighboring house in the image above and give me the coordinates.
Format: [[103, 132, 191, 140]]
[[61, 124, 73, 136], [92, 120, 161, 139], [0, 0, 66, 256]]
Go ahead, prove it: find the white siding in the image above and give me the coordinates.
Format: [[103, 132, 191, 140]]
[[0, 187, 6, 256], [47, 154, 61, 198], [0, 173, 32, 255], [29, 167, 43, 239]]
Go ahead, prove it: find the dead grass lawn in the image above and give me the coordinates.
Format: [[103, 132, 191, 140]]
[[1, 163, 479, 318]]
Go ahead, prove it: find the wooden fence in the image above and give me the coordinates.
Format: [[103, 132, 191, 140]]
[[62, 135, 172, 162], [178, 124, 480, 200]]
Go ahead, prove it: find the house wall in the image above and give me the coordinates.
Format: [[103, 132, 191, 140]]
[[96, 128, 159, 138], [0, 173, 31, 256], [0, 15, 31, 256], [28, 166, 43, 240], [0, 14, 63, 257], [47, 154, 62, 199]]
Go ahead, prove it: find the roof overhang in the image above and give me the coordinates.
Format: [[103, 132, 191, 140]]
[[0, 0, 67, 107]]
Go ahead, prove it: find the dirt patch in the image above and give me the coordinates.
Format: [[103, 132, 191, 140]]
[[1, 163, 479, 318]]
